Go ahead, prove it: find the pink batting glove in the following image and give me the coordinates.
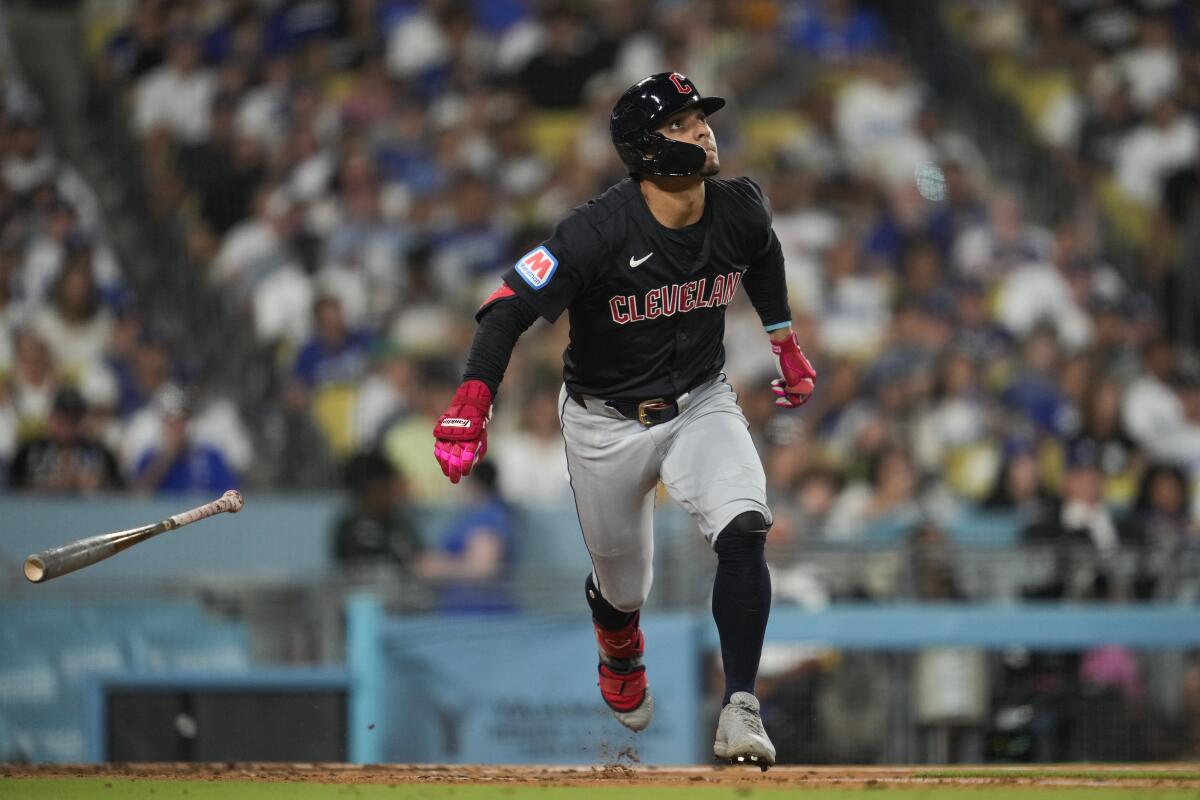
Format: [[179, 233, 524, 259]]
[[770, 332, 817, 408], [432, 380, 493, 483]]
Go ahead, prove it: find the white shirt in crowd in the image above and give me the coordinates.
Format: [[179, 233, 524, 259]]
[[1114, 114, 1198, 206], [134, 64, 215, 143], [834, 75, 923, 180], [493, 432, 572, 508], [819, 273, 891, 358], [1122, 375, 1200, 469], [773, 206, 840, 316], [30, 306, 116, 378], [996, 261, 1092, 352]]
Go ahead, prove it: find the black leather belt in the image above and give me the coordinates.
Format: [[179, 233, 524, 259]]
[[570, 391, 684, 426], [607, 397, 680, 426]]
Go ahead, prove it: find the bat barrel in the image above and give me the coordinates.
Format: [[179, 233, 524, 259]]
[[23, 527, 156, 584]]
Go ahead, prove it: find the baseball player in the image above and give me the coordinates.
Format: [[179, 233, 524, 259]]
[[433, 72, 816, 770]]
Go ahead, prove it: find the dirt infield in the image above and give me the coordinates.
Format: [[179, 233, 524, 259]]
[[3, 763, 1200, 790]]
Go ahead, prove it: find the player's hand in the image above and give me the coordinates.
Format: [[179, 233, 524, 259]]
[[432, 380, 493, 483], [770, 332, 816, 408]]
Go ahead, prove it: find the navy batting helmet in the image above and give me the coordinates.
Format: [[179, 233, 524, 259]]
[[610, 72, 725, 178]]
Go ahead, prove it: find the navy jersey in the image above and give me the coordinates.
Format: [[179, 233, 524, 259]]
[[499, 177, 788, 401]]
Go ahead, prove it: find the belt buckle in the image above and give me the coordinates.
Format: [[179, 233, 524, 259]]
[[637, 398, 668, 426]]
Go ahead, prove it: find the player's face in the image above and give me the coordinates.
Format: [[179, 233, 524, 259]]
[[659, 108, 720, 176]]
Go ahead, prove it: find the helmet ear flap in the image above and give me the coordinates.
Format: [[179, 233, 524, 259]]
[[634, 129, 665, 163]]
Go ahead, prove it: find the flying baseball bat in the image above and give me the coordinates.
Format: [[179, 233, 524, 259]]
[[23, 489, 245, 584]]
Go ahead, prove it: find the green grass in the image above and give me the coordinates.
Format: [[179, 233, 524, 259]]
[[915, 770, 1200, 782], [3, 780, 1200, 799]]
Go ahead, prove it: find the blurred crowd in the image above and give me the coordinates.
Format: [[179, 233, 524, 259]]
[[0, 0, 1196, 600], [0, 54, 251, 496], [953, 0, 1200, 325]]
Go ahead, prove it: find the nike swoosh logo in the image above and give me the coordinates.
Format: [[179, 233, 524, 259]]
[[629, 253, 653, 268]]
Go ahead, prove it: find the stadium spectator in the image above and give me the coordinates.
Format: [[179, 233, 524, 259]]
[[1113, 96, 1198, 207], [775, 465, 845, 546], [30, 252, 115, 380], [825, 445, 923, 541], [780, 90, 850, 180], [235, 54, 292, 151], [427, 173, 512, 293], [912, 347, 989, 481], [7, 386, 122, 492], [6, 328, 59, 436], [214, 187, 312, 348], [2, 118, 55, 195], [952, 188, 1055, 282], [903, 520, 967, 601], [995, 254, 1093, 355], [331, 449, 424, 572], [101, 0, 166, 83], [834, 52, 926, 183], [109, 323, 172, 418], [1001, 324, 1072, 436], [211, 186, 300, 302], [817, 234, 890, 358], [131, 386, 239, 494], [785, 0, 885, 63], [133, 30, 216, 144], [1129, 463, 1194, 549], [1078, 79, 1137, 174], [18, 198, 78, 309], [516, 4, 613, 109], [1127, 462, 1196, 601], [383, 357, 461, 503], [415, 460, 518, 614], [1086, 295, 1141, 381], [1118, 16, 1181, 114], [982, 439, 1054, 525], [292, 295, 374, 391], [1022, 438, 1131, 599], [352, 342, 417, 451], [1071, 374, 1143, 505], [385, 2, 488, 90], [316, 172, 409, 329], [1122, 338, 1200, 467], [492, 379, 571, 508], [175, 94, 266, 237]]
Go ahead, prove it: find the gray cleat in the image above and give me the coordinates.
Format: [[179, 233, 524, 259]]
[[611, 685, 653, 732], [713, 692, 776, 771]]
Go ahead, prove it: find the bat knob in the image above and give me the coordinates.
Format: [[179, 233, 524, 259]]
[[222, 489, 245, 513]]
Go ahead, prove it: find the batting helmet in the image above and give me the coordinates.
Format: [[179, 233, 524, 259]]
[[610, 72, 725, 178]]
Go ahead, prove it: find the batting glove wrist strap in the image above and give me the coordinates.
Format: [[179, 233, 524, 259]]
[[433, 380, 493, 483], [770, 333, 817, 408]]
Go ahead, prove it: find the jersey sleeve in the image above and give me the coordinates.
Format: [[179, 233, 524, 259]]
[[736, 177, 791, 330], [500, 210, 606, 323]]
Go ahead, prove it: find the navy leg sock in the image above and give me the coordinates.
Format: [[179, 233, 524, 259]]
[[712, 512, 771, 705]]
